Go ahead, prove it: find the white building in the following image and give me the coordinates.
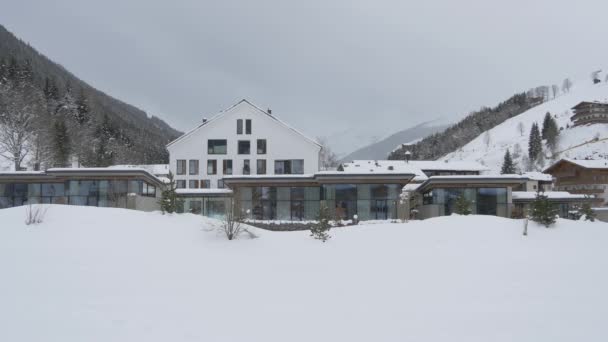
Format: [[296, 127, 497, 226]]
[[166, 100, 321, 189]]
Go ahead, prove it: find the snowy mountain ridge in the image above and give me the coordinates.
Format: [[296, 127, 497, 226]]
[[441, 80, 608, 173]]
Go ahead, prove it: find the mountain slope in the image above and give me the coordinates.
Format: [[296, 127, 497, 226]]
[[0, 24, 181, 170], [339, 121, 448, 162], [441, 80, 608, 173], [389, 93, 541, 161]]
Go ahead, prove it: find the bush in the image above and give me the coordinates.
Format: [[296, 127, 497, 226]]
[[530, 193, 558, 227], [578, 203, 596, 222], [454, 195, 472, 215], [25, 204, 48, 225], [311, 204, 331, 242]]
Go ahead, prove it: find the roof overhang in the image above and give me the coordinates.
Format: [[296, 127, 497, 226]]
[[0, 168, 164, 187], [416, 177, 528, 193]]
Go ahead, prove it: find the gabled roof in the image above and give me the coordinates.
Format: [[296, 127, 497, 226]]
[[544, 158, 608, 173], [166, 99, 321, 148]]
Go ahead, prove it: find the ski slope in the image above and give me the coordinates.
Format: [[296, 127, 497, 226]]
[[1, 205, 608, 341], [442, 80, 608, 173]]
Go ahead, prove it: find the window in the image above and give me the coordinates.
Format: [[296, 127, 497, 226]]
[[189, 180, 199, 189], [176, 160, 186, 175], [188, 200, 202, 214], [245, 119, 252, 134], [201, 179, 211, 188], [207, 160, 217, 175], [243, 160, 251, 175], [237, 119, 243, 134], [257, 159, 266, 174], [218, 179, 225, 188], [223, 160, 233, 175], [238, 140, 250, 154], [275, 160, 305, 174], [208, 140, 227, 154], [176, 180, 186, 189], [257, 139, 266, 154], [189, 160, 199, 175]]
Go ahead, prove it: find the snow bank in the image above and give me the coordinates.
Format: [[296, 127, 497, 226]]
[[1, 205, 608, 342]]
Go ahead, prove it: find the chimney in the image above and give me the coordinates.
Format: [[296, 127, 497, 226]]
[[267, 108, 272, 115], [404, 150, 411, 163], [202, 117, 208, 123]]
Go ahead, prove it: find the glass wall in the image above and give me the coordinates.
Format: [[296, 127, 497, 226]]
[[236, 184, 400, 221], [0, 179, 157, 209], [179, 197, 231, 219], [421, 187, 508, 216]]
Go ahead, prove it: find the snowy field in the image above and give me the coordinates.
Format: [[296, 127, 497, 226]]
[[1, 205, 608, 342]]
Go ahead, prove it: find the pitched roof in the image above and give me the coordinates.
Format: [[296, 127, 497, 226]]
[[166, 99, 321, 148], [544, 158, 608, 172]]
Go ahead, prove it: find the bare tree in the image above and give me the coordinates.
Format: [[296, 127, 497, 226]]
[[222, 197, 244, 240], [551, 84, 559, 99], [317, 136, 339, 170], [0, 112, 34, 170], [591, 70, 602, 84], [561, 78, 572, 93], [517, 122, 525, 136]]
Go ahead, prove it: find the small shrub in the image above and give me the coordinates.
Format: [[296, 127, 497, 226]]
[[454, 195, 472, 215], [530, 193, 558, 227], [25, 204, 48, 225], [578, 203, 596, 222], [311, 204, 331, 242]]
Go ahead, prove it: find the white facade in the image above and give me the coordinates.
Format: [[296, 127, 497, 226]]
[[167, 100, 321, 189]]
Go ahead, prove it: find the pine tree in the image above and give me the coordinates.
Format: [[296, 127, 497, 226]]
[[75, 88, 89, 125], [454, 195, 472, 215], [311, 204, 332, 242], [578, 202, 596, 222], [530, 192, 558, 227], [500, 149, 516, 174], [528, 122, 542, 162], [51, 117, 71, 167], [159, 172, 183, 214], [541, 112, 559, 150]]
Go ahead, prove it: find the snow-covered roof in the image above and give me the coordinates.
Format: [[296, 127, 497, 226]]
[[520, 172, 553, 182], [338, 160, 427, 180], [562, 158, 608, 169], [512, 191, 589, 200], [166, 99, 321, 149], [110, 164, 170, 176], [407, 160, 488, 172], [402, 183, 421, 192]]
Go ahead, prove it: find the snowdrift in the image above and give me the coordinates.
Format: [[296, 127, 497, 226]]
[[1, 205, 607, 342]]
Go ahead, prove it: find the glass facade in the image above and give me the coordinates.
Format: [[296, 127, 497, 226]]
[[179, 197, 231, 219], [422, 187, 508, 216], [0, 179, 157, 209], [236, 184, 401, 221]]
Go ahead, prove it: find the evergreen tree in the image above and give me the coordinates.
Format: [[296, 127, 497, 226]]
[[75, 87, 89, 124], [541, 112, 559, 150], [500, 149, 516, 174], [528, 122, 542, 162], [159, 172, 183, 214], [578, 202, 596, 222], [51, 117, 71, 167], [92, 115, 114, 166], [454, 195, 472, 215], [311, 204, 332, 242], [530, 192, 558, 227]]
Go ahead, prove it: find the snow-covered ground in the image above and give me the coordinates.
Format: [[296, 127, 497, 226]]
[[1, 205, 608, 341], [442, 80, 608, 173]]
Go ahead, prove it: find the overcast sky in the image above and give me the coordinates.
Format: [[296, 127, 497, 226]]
[[2, 0, 607, 153]]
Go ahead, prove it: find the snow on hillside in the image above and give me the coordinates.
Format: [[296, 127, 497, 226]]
[[2, 205, 608, 341], [442, 80, 608, 173]]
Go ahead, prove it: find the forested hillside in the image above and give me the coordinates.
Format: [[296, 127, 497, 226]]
[[0, 25, 180, 171], [389, 93, 541, 161]]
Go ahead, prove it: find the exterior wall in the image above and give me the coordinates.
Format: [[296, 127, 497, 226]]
[[129, 194, 161, 212], [168, 102, 321, 189], [547, 162, 608, 206], [595, 208, 608, 223]]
